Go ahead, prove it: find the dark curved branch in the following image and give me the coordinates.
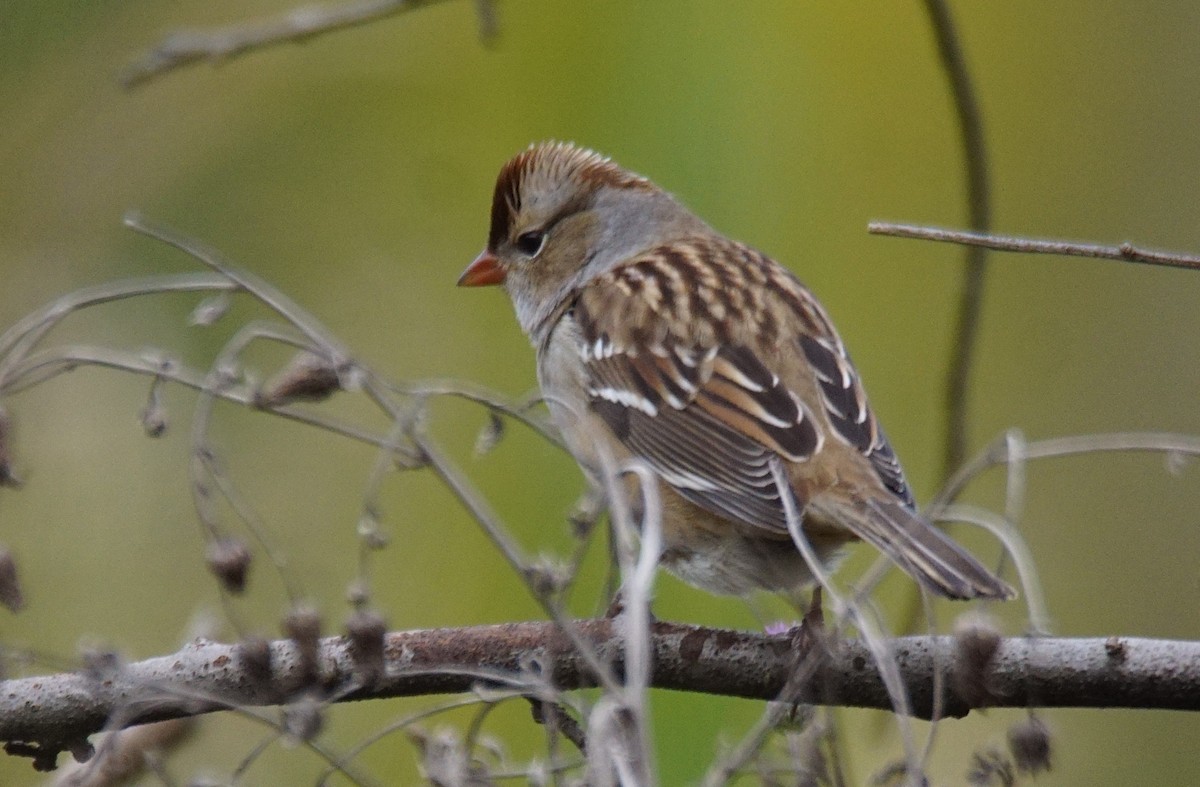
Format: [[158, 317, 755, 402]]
[[921, 0, 992, 482], [3, 620, 1197, 769]]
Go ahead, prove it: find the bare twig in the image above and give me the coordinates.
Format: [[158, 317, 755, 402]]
[[929, 430, 1200, 511], [869, 222, 1200, 272], [48, 719, 194, 787], [121, 0, 456, 88], [772, 457, 923, 777], [921, 0, 993, 482], [528, 698, 587, 756]]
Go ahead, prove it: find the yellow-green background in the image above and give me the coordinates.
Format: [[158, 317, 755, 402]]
[[2, 2, 1199, 784]]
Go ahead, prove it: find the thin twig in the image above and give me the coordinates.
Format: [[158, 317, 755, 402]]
[[0, 273, 236, 385], [921, 0, 993, 482], [414, 433, 622, 696], [930, 430, 1200, 511], [121, 0, 455, 88], [124, 213, 353, 365], [869, 222, 1200, 271], [771, 458, 920, 780], [528, 699, 587, 756]]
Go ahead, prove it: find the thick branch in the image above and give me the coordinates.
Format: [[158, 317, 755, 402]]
[[2, 620, 1197, 758]]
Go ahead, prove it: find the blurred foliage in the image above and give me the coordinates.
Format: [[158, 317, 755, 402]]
[[1, 1, 1199, 784]]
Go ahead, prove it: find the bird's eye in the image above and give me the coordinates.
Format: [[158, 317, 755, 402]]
[[515, 230, 546, 257]]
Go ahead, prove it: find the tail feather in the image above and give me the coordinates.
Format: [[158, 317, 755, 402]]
[[849, 498, 1015, 600]]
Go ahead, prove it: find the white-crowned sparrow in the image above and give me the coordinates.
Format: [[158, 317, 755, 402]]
[[459, 142, 1013, 602]]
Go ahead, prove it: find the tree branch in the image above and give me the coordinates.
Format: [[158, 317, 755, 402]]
[[120, 0, 490, 88], [869, 222, 1200, 272], [3, 620, 1197, 769]]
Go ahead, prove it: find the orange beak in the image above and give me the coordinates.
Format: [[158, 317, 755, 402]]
[[457, 250, 506, 287]]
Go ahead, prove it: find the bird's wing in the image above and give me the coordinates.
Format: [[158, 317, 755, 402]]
[[571, 237, 911, 532]]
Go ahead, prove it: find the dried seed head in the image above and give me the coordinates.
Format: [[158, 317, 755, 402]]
[[79, 646, 123, 682], [407, 726, 488, 786], [473, 410, 506, 457], [524, 556, 570, 598], [0, 406, 20, 488], [140, 399, 169, 437], [140, 375, 169, 438], [189, 292, 232, 327], [871, 760, 928, 786], [255, 352, 342, 408], [282, 694, 324, 743], [346, 609, 387, 686], [966, 747, 1014, 786], [213, 359, 242, 390], [0, 546, 24, 612], [345, 579, 370, 608], [1164, 449, 1190, 476], [952, 612, 1003, 707], [205, 537, 252, 594], [356, 512, 389, 550], [1007, 715, 1053, 775], [284, 604, 322, 685], [238, 635, 274, 684], [567, 488, 605, 539]]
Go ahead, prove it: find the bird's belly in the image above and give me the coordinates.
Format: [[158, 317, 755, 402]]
[[658, 493, 846, 601]]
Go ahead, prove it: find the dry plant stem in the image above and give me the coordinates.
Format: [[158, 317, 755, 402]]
[[0, 343, 393, 450], [187, 320, 321, 606], [700, 692, 816, 787], [528, 698, 588, 758], [770, 458, 920, 778], [922, 0, 993, 482], [121, 0, 456, 87], [2, 340, 548, 463], [47, 719, 193, 787], [414, 432, 622, 696], [4, 625, 1198, 755], [868, 222, 1200, 271], [315, 696, 502, 785], [916, 590, 943, 770], [353, 417, 417, 601], [391, 379, 562, 448], [231, 733, 285, 784], [995, 429, 1028, 585], [1, 217, 602, 633], [592, 457, 664, 785], [0, 274, 236, 385], [929, 431, 1200, 512], [940, 504, 1049, 635], [856, 429, 1200, 621], [50, 673, 374, 785], [125, 214, 354, 364]]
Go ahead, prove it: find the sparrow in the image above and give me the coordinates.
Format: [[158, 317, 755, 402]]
[[458, 142, 1013, 602]]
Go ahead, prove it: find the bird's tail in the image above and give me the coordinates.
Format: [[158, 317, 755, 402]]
[[835, 496, 1016, 600]]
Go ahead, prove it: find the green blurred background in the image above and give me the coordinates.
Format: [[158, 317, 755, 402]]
[[2, 2, 1199, 784]]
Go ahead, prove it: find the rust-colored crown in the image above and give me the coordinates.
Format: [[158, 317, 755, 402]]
[[488, 142, 653, 249]]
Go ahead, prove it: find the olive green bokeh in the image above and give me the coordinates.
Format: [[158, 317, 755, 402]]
[[2, 2, 1199, 784]]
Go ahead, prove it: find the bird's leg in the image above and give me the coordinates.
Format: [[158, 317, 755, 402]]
[[603, 588, 626, 619], [804, 586, 825, 631], [601, 587, 659, 625], [783, 586, 827, 662]]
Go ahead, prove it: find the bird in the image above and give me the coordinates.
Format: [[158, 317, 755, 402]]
[[458, 142, 1014, 603]]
